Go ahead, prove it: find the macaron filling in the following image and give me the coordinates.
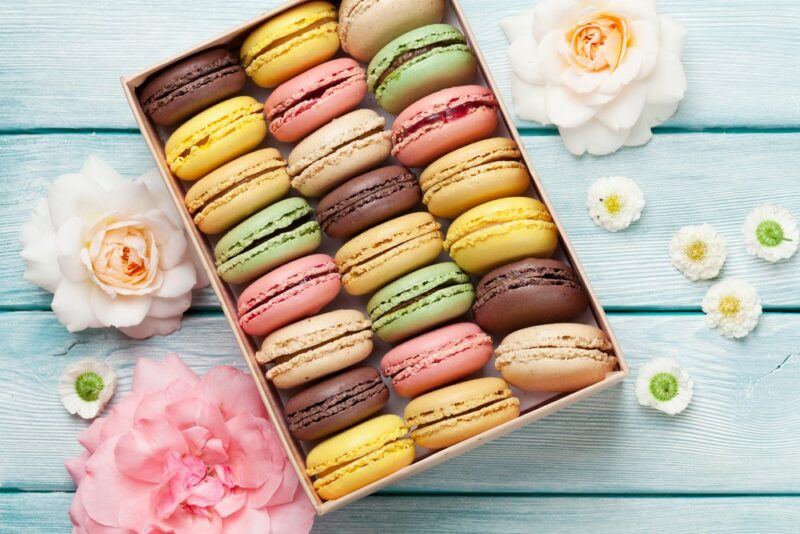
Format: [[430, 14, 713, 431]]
[[474, 264, 583, 310], [372, 41, 468, 90], [187, 161, 287, 219], [407, 387, 515, 434], [370, 278, 473, 328], [307, 423, 409, 478], [422, 155, 525, 202], [287, 374, 386, 434], [384, 331, 492, 384], [392, 93, 498, 150], [290, 124, 388, 178]]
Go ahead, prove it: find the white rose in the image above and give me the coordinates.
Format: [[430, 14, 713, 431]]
[[20, 156, 208, 339], [502, 0, 687, 156]]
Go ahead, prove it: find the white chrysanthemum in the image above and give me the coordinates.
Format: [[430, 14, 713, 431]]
[[59, 359, 116, 419], [741, 204, 798, 262], [669, 224, 727, 281], [587, 176, 645, 231], [635, 357, 693, 415], [702, 279, 762, 339]]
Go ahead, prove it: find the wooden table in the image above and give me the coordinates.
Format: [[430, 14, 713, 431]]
[[1, 1, 798, 531]]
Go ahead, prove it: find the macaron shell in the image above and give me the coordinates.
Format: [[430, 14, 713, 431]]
[[497, 356, 617, 392], [241, 1, 340, 88], [165, 96, 267, 181], [185, 149, 291, 234], [411, 397, 519, 449], [339, 0, 446, 62]]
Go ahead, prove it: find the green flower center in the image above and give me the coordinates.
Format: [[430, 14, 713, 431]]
[[603, 195, 623, 214], [719, 295, 741, 318], [649, 372, 679, 402], [75, 372, 104, 402], [684, 240, 707, 262], [756, 220, 785, 248]]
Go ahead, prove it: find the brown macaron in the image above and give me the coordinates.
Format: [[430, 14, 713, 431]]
[[284, 367, 389, 441], [316, 166, 421, 239], [138, 48, 246, 126], [473, 258, 589, 334]]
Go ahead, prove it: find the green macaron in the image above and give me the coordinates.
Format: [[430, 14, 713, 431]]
[[367, 262, 475, 343], [214, 197, 321, 284], [367, 24, 477, 115]]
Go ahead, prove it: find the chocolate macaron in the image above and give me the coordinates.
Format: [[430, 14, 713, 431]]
[[285, 367, 389, 441], [139, 48, 246, 126], [473, 258, 589, 333], [317, 166, 421, 239]]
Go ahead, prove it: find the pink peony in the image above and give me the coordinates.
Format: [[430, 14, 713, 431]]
[[65, 354, 315, 533]]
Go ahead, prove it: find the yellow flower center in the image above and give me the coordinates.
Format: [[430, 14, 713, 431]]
[[685, 241, 708, 262], [603, 195, 623, 214], [566, 12, 632, 72], [719, 296, 741, 318]]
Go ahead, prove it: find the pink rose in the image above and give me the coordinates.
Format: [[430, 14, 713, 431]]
[[65, 354, 314, 533]]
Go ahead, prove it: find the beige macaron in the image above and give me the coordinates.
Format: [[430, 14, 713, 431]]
[[287, 109, 392, 197], [494, 323, 618, 392], [257, 309, 374, 389]]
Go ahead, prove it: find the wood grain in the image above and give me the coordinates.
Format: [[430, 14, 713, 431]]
[[1, 0, 799, 130], [2, 311, 798, 494], [3, 133, 797, 310], [1, 493, 799, 533]]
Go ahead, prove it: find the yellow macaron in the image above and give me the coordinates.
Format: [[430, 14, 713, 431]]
[[443, 197, 559, 275], [335, 212, 443, 296], [420, 138, 531, 219], [306, 414, 415, 500], [165, 96, 267, 181], [404, 377, 520, 450], [241, 1, 340, 88], [184, 148, 290, 234]]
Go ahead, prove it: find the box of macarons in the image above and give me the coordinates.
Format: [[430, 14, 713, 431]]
[[122, 0, 628, 515]]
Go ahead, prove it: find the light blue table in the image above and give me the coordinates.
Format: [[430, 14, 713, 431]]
[[1, 1, 799, 532]]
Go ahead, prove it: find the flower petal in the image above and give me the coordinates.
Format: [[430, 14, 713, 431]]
[[148, 294, 192, 319], [52, 280, 101, 332], [645, 51, 686, 104], [595, 82, 648, 131], [266, 462, 300, 507], [81, 156, 125, 189], [510, 76, 550, 125], [508, 34, 545, 85], [55, 217, 89, 283], [266, 485, 315, 534], [104, 181, 156, 216], [222, 506, 271, 534], [47, 172, 108, 228], [118, 315, 182, 339], [562, 68, 609, 95], [164, 398, 230, 450], [140, 168, 183, 228], [20, 199, 61, 293], [546, 85, 597, 127], [559, 119, 631, 156], [532, 0, 580, 40], [114, 418, 189, 483], [659, 15, 688, 57], [605, 0, 659, 26], [226, 414, 283, 489], [199, 366, 268, 420], [132, 354, 199, 395], [631, 20, 659, 78], [500, 9, 535, 43], [536, 31, 569, 84], [90, 287, 151, 328], [154, 262, 196, 299], [65, 451, 90, 485]]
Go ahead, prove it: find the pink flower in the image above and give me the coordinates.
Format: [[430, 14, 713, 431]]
[[65, 354, 315, 533]]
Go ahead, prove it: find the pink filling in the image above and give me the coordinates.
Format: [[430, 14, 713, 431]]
[[268, 67, 364, 127], [385, 333, 493, 384], [392, 93, 498, 148], [239, 272, 340, 325], [237, 262, 337, 316]]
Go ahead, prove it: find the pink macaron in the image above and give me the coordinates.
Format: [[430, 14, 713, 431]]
[[237, 254, 341, 336], [265, 58, 368, 143], [380, 322, 493, 397], [391, 85, 499, 168]]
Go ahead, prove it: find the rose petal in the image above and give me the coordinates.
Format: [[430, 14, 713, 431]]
[[625, 100, 681, 147], [500, 9, 535, 43], [20, 199, 62, 293], [532, 0, 580, 40], [134, 379, 197, 422], [199, 366, 268, 420], [562, 68, 609, 95], [536, 31, 569, 84], [55, 217, 89, 282], [659, 15, 688, 57], [47, 172, 107, 228], [154, 262, 196, 299], [114, 418, 189, 483], [81, 156, 125, 190], [246, 459, 286, 509], [148, 294, 192, 320], [118, 315, 182, 339], [215, 488, 248, 518], [546, 85, 597, 127], [595, 82, 648, 131], [508, 34, 545, 85], [267, 485, 315, 534], [645, 51, 686, 104], [70, 483, 129, 533], [605, 0, 659, 27], [189, 247, 211, 289], [265, 462, 300, 507], [223, 506, 271, 534], [511, 76, 550, 125], [104, 181, 156, 216], [90, 287, 152, 328], [140, 169, 183, 228], [559, 119, 631, 156], [226, 414, 283, 489], [52, 280, 102, 332], [631, 20, 659, 78], [65, 451, 90, 485], [165, 398, 230, 450], [133, 354, 199, 395], [600, 47, 642, 95]]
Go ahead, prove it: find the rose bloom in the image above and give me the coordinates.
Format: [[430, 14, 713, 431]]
[[20, 157, 208, 338], [502, 0, 687, 155], [65, 354, 315, 533]]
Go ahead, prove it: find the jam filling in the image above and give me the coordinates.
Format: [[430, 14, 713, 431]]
[[394, 101, 495, 145], [270, 69, 364, 121]]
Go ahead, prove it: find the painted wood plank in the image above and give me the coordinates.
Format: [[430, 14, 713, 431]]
[[2, 493, 800, 533], [1, 0, 799, 130], [2, 311, 798, 494], [2, 133, 798, 310]]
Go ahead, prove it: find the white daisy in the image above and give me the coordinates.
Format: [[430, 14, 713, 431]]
[[635, 357, 693, 415], [669, 224, 727, 281], [702, 279, 762, 339], [742, 204, 798, 262], [587, 176, 645, 232], [59, 359, 116, 419]]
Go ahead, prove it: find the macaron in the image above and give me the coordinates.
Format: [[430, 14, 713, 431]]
[[495, 323, 618, 392], [215, 198, 321, 284], [404, 377, 520, 450], [237, 254, 341, 337], [165, 96, 267, 181], [184, 148, 290, 234], [335, 212, 443, 296], [367, 262, 474, 343], [444, 197, 559, 275], [381, 323, 493, 397], [306, 414, 414, 500], [287, 109, 392, 197], [139, 48, 246, 126], [474, 258, 590, 333], [368, 24, 477, 115], [420, 138, 531, 219], [265, 58, 367, 143], [391, 85, 499, 168], [240, 1, 340, 88], [284, 366, 389, 440], [257, 310, 373, 389], [317, 166, 421, 239], [339, 0, 445, 62]]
